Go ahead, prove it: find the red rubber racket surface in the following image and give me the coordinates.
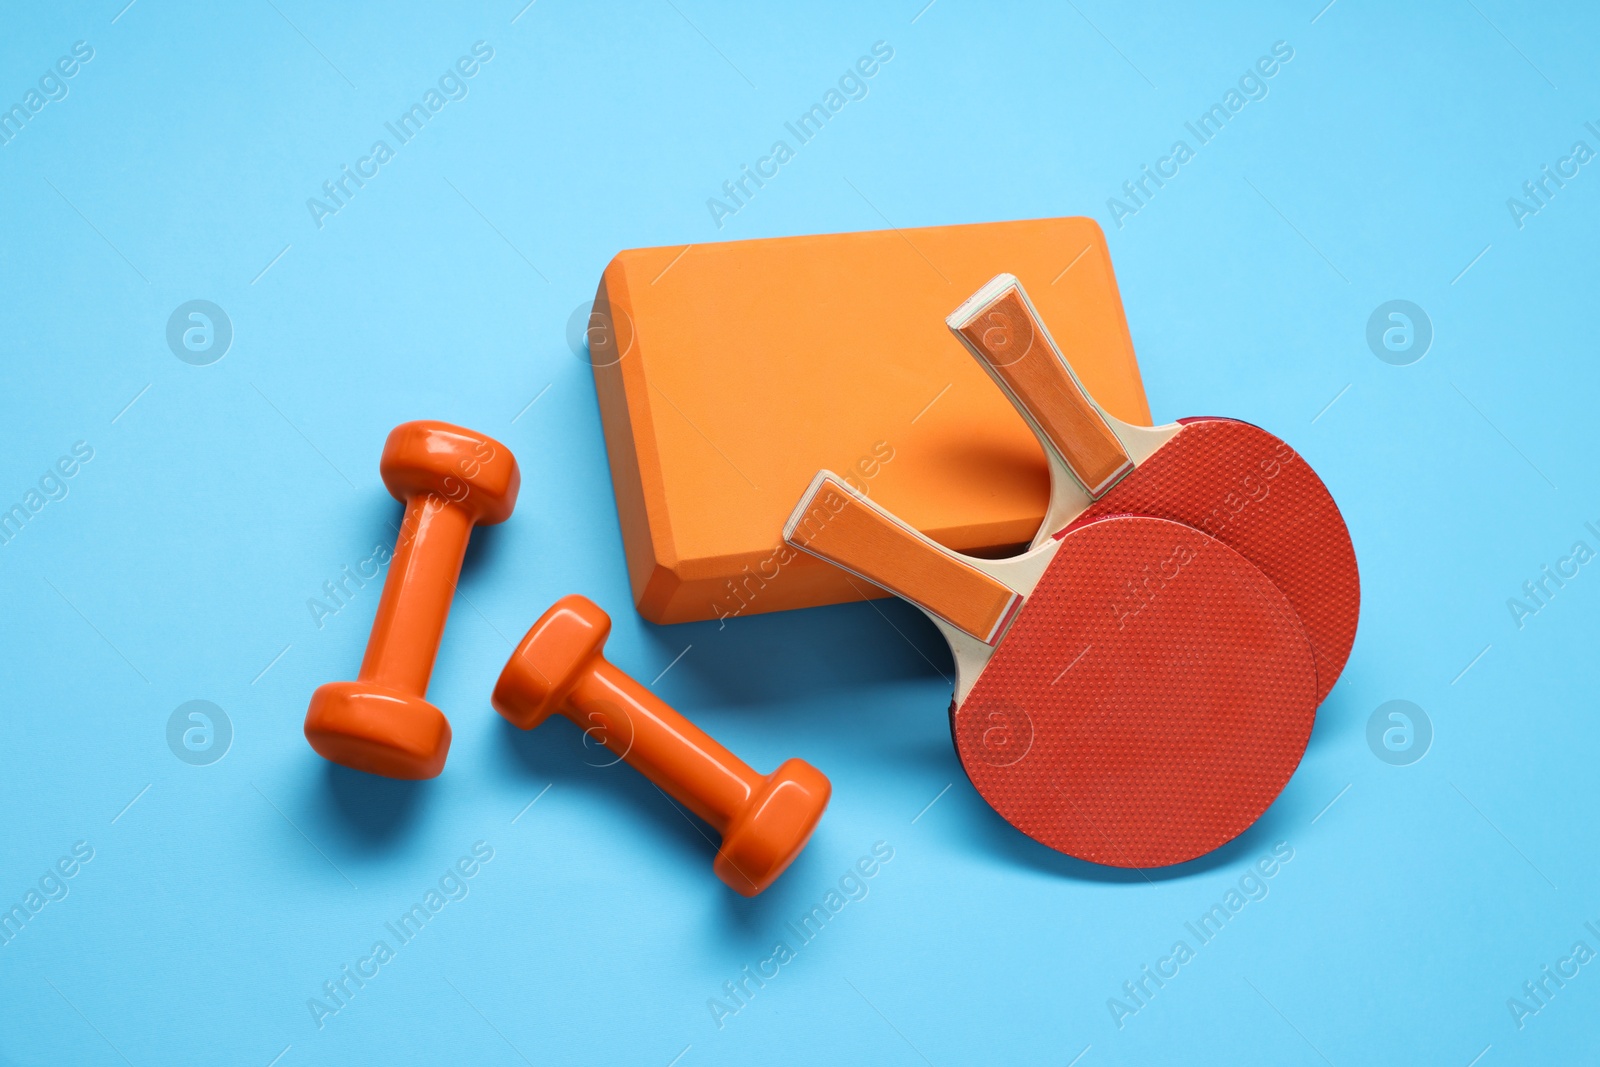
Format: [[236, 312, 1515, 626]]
[[954, 515, 1317, 868], [1064, 418, 1358, 703]]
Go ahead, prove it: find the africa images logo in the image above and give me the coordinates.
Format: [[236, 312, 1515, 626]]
[[1505, 518, 1600, 630], [0, 441, 94, 549], [306, 842, 495, 1030], [0, 40, 94, 149], [306, 42, 495, 230], [166, 300, 233, 365], [705, 41, 895, 229], [706, 842, 895, 1030], [1105, 41, 1295, 229], [1107, 842, 1295, 1030], [1365, 300, 1432, 366], [166, 701, 233, 766]]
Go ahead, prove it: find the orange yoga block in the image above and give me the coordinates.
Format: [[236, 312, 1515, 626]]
[[588, 217, 1151, 625]]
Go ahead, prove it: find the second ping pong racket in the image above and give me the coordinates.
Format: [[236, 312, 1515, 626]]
[[784, 474, 1318, 868], [947, 274, 1359, 703]]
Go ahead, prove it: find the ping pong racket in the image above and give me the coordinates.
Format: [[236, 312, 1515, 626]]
[[945, 273, 1359, 702], [784, 474, 1318, 868]]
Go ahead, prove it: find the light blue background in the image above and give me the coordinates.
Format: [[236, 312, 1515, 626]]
[[2, 1, 1597, 1064]]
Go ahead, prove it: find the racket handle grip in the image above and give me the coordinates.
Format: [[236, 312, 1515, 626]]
[[947, 273, 1133, 497], [783, 473, 1020, 644]]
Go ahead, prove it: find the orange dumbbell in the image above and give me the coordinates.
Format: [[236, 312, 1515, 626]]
[[305, 421, 520, 779], [493, 595, 830, 895]]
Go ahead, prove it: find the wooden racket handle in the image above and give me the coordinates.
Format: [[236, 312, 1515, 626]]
[[948, 274, 1133, 497], [783, 474, 1020, 644]]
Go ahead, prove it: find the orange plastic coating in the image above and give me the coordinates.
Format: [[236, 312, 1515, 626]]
[[493, 595, 830, 895], [304, 421, 520, 780], [954, 285, 1132, 496], [362, 499, 473, 695], [787, 477, 1018, 643]]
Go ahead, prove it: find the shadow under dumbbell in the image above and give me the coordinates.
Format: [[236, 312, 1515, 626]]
[[708, 828, 833, 934], [496, 715, 832, 916], [319, 762, 430, 847], [495, 714, 720, 874], [458, 511, 511, 586]]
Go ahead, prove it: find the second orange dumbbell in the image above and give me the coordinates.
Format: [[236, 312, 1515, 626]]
[[493, 595, 830, 895]]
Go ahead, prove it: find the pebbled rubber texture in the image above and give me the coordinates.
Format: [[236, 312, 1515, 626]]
[[956, 515, 1317, 868], [1064, 418, 1359, 703]]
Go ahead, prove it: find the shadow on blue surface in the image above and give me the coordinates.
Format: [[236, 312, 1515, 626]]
[[495, 711, 722, 871], [458, 505, 513, 585], [639, 596, 955, 704], [946, 774, 1305, 884], [319, 761, 431, 846]]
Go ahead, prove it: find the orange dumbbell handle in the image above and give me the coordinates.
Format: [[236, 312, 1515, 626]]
[[359, 495, 472, 695], [564, 659, 760, 834]]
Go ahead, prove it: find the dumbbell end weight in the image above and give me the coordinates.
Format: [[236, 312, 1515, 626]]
[[716, 758, 830, 896], [490, 596, 608, 731], [380, 420, 520, 525], [305, 681, 452, 779]]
